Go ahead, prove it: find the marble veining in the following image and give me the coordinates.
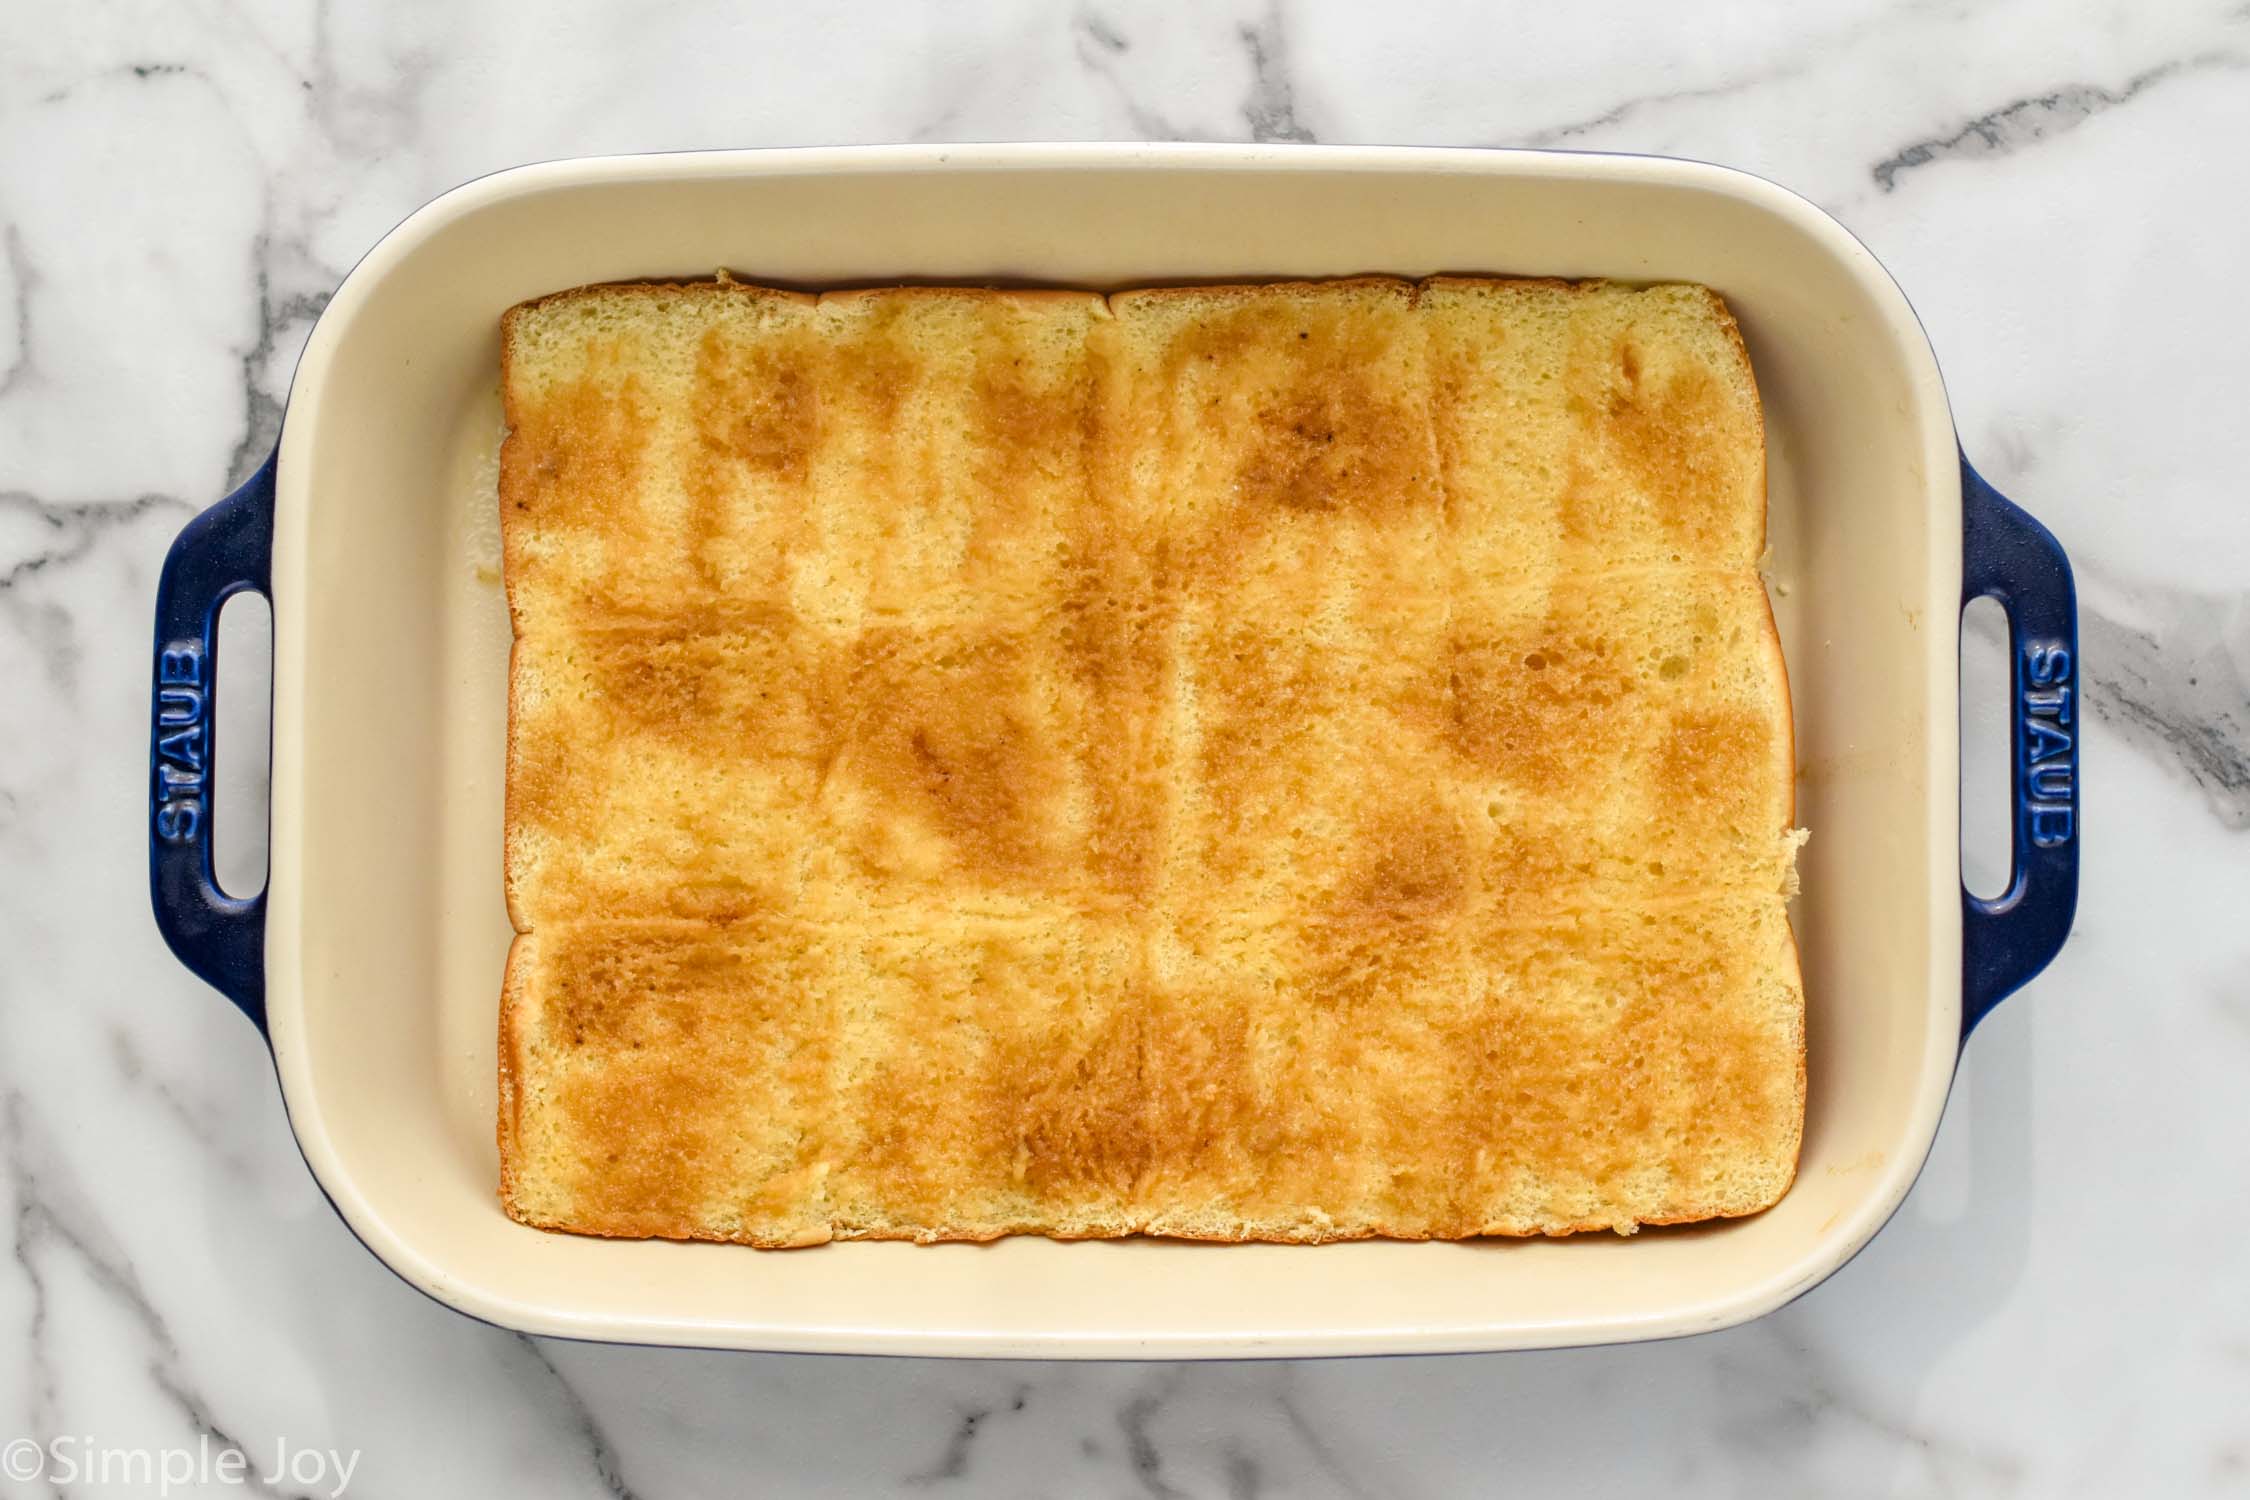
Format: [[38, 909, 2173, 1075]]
[[1072, 5, 1323, 145], [1871, 51, 2250, 191], [9, 1094, 295, 1500], [0, 229, 33, 399], [2081, 579, 2250, 829], [513, 1336, 644, 1500], [1236, 6, 1319, 144], [3, 0, 2247, 1494]]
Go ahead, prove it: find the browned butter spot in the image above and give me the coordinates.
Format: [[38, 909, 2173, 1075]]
[[821, 628, 1069, 887], [842, 922, 1142, 1224], [692, 328, 817, 480], [1569, 329, 1746, 550], [1431, 913, 1789, 1220], [1330, 806, 1469, 928], [1236, 383, 1429, 520], [503, 369, 653, 534], [1658, 708, 1774, 832], [540, 923, 829, 1233], [1446, 612, 1636, 789]]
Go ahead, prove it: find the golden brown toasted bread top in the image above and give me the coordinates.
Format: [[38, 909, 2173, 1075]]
[[498, 276, 1800, 1245]]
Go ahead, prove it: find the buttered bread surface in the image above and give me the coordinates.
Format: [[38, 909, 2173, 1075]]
[[496, 276, 1804, 1247]]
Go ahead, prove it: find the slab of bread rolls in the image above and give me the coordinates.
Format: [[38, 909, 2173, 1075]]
[[496, 275, 1804, 1247]]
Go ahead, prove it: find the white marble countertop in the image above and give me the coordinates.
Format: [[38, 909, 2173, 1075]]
[[5, 0, 2248, 1494]]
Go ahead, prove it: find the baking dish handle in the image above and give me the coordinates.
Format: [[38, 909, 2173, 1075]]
[[1959, 455, 2079, 1038], [148, 451, 274, 1033]]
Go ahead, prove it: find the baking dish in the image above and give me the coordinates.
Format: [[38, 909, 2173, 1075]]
[[147, 144, 2079, 1357]]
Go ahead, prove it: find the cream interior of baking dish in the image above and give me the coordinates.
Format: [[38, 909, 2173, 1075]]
[[266, 146, 1962, 1355]]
